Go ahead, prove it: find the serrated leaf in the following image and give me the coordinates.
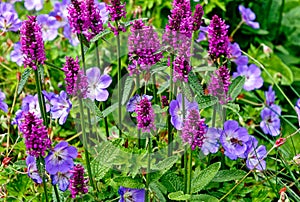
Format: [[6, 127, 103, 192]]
[[191, 162, 221, 193], [152, 156, 178, 174], [223, 103, 240, 114], [94, 141, 119, 165], [228, 76, 245, 101], [102, 103, 118, 117], [90, 29, 112, 42], [168, 191, 191, 200], [188, 72, 204, 96], [121, 76, 134, 105], [150, 182, 167, 202], [195, 95, 218, 109], [190, 194, 219, 202], [113, 177, 145, 189], [84, 99, 103, 121], [18, 68, 32, 94], [150, 65, 168, 74], [161, 172, 184, 192], [212, 170, 247, 182], [181, 83, 194, 102]]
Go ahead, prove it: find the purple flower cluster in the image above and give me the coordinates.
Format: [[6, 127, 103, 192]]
[[208, 15, 230, 60], [84, 0, 104, 41], [62, 56, 88, 98], [169, 93, 198, 130], [69, 164, 89, 198], [128, 19, 163, 72], [67, 0, 90, 34], [86, 67, 112, 102], [207, 65, 231, 104], [181, 109, 207, 150], [20, 16, 46, 70], [36, 14, 61, 41], [136, 97, 156, 133], [43, 91, 72, 125], [20, 112, 51, 157], [192, 4, 204, 31], [118, 186, 145, 202], [0, 2, 21, 32], [106, 0, 126, 35], [126, 94, 152, 113], [239, 5, 260, 29], [0, 90, 8, 113], [220, 120, 267, 170], [45, 141, 78, 191], [260, 86, 281, 136], [173, 55, 192, 82]]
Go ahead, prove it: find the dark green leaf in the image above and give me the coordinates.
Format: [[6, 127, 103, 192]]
[[152, 156, 178, 174], [190, 194, 219, 202], [168, 191, 191, 200], [196, 95, 218, 109], [102, 103, 118, 117], [18, 68, 32, 94], [121, 76, 134, 105], [90, 29, 112, 43], [84, 99, 103, 121], [212, 170, 247, 182], [181, 83, 194, 102], [150, 182, 167, 202], [161, 172, 184, 192], [228, 76, 245, 101], [188, 72, 204, 96], [113, 177, 145, 189]]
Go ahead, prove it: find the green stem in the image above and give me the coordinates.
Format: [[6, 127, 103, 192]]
[[116, 20, 122, 138], [44, 61, 64, 72], [146, 134, 151, 202], [79, 98, 96, 191], [53, 185, 60, 202], [95, 41, 109, 139], [34, 69, 48, 126], [187, 148, 192, 195], [136, 74, 142, 148], [42, 173, 49, 202], [153, 74, 157, 104], [212, 104, 217, 127], [168, 55, 174, 156], [39, 157, 49, 202], [230, 20, 244, 38]]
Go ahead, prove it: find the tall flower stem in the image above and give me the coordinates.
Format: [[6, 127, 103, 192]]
[[212, 104, 217, 127], [37, 156, 49, 202], [53, 185, 60, 202], [115, 20, 122, 138], [168, 55, 174, 156], [230, 20, 244, 38], [95, 41, 109, 138], [79, 35, 96, 191], [152, 75, 158, 103], [34, 69, 47, 126], [186, 147, 192, 195], [136, 73, 142, 148], [146, 133, 151, 202]]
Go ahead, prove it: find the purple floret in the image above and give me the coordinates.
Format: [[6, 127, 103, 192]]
[[26, 155, 42, 184], [0, 90, 8, 113], [239, 5, 260, 29], [260, 105, 281, 136], [201, 127, 221, 155], [118, 186, 145, 202], [37, 14, 61, 41]]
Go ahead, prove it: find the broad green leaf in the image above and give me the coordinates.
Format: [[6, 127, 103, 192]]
[[212, 170, 247, 182], [168, 191, 191, 200], [102, 103, 118, 117], [121, 76, 134, 105], [188, 71, 204, 96], [84, 99, 103, 121], [181, 83, 194, 102], [196, 95, 218, 109], [113, 177, 145, 189], [152, 104, 168, 114], [150, 182, 167, 202], [290, 66, 300, 82], [228, 76, 245, 101], [94, 141, 119, 165], [18, 68, 31, 94], [190, 194, 219, 202], [191, 162, 221, 193], [152, 156, 178, 174], [161, 172, 184, 192]]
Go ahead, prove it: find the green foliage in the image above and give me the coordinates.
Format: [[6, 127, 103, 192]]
[[160, 172, 184, 193], [196, 95, 218, 109], [168, 191, 191, 200], [17, 68, 32, 94], [212, 170, 247, 182], [228, 76, 246, 102]]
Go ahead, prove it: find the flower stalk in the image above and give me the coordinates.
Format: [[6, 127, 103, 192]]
[[115, 20, 122, 138]]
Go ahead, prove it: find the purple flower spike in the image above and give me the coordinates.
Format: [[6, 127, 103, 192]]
[[0, 90, 8, 113], [181, 109, 207, 150], [86, 67, 112, 102], [37, 14, 61, 41], [208, 15, 230, 59], [106, 0, 126, 21], [173, 56, 192, 82], [20, 16, 46, 70], [67, 0, 90, 34], [260, 106, 281, 136], [21, 112, 51, 157], [220, 120, 250, 160], [24, 0, 44, 11], [192, 4, 204, 31], [232, 64, 263, 91], [45, 141, 78, 175], [69, 164, 89, 198], [169, 93, 199, 130], [295, 99, 300, 127], [201, 127, 221, 155], [136, 97, 156, 133], [239, 5, 260, 29], [10, 42, 23, 66], [126, 94, 153, 113], [84, 0, 104, 41], [118, 186, 145, 202], [26, 155, 42, 184], [51, 171, 72, 192]]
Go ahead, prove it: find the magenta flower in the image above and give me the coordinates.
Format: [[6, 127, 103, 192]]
[[220, 120, 250, 160], [45, 141, 78, 175], [232, 64, 263, 91], [173, 56, 192, 82], [20, 15, 46, 70], [169, 93, 199, 130], [208, 15, 230, 59], [20, 112, 51, 157], [84, 0, 104, 41], [106, 0, 126, 35], [86, 67, 112, 102], [201, 127, 221, 155], [69, 164, 89, 198], [0, 90, 8, 113], [181, 109, 207, 150], [67, 0, 90, 34], [192, 4, 204, 31], [238, 5, 260, 29], [26, 155, 42, 184], [136, 97, 156, 133], [118, 186, 145, 202]]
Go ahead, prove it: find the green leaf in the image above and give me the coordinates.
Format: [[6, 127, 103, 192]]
[[181, 83, 194, 102], [94, 141, 119, 165], [102, 103, 118, 117], [90, 29, 112, 42], [121, 76, 134, 105], [161, 172, 184, 192], [157, 80, 170, 94], [150, 182, 167, 202], [228, 76, 245, 101], [113, 177, 145, 189], [188, 72, 204, 96], [152, 156, 178, 174], [195, 95, 218, 109], [191, 162, 221, 193], [18, 68, 32, 94], [168, 191, 191, 200], [190, 194, 219, 202], [84, 99, 103, 121], [212, 170, 247, 182]]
